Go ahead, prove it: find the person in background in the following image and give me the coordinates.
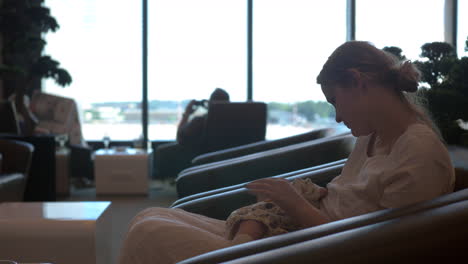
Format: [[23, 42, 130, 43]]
[[176, 88, 230, 149]]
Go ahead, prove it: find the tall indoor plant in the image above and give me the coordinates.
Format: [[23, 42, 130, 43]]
[[384, 39, 468, 146], [0, 0, 72, 135], [414, 40, 468, 146]]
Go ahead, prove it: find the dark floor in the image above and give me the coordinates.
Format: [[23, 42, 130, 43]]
[[59, 180, 179, 264]]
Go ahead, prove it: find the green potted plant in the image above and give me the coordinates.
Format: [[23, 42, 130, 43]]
[[0, 0, 72, 135], [384, 39, 468, 146], [413, 39, 468, 146]]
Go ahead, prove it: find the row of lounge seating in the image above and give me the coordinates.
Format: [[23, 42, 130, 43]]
[[162, 127, 468, 263], [175, 128, 354, 197]]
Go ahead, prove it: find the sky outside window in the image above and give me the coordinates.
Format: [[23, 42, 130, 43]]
[[356, 0, 445, 60], [44, 0, 142, 140], [147, 0, 247, 140], [253, 0, 346, 103], [253, 0, 346, 138], [148, 0, 247, 102]]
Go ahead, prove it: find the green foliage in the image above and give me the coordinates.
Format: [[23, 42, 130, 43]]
[[268, 102, 292, 112], [84, 109, 102, 121], [413, 42, 457, 86], [296, 101, 335, 121], [466, 36, 468, 52], [413, 40, 468, 145], [0, 0, 72, 97], [383, 46, 407, 61], [267, 101, 335, 122]]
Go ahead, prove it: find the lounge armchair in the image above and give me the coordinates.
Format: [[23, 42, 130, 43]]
[[211, 199, 468, 263], [175, 167, 468, 264], [173, 163, 345, 220], [175, 133, 355, 197], [192, 127, 337, 166], [171, 159, 347, 207], [154, 102, 268, 180], [0, 139, 34, 201], [30, 92, 94, 183]]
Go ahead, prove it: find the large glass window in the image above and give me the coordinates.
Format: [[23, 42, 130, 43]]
[[148, 0, 247, 140], [254, 0, 346, 139], [458, 0, 468, 57], [44, 0, 142, 141], [356, 0, 445, 60]]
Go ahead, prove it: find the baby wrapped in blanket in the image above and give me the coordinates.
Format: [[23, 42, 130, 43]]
[[225, 178, 325, 240]]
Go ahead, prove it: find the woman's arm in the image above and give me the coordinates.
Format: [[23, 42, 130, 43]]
[[177, 100, 196, 130], [246, 178, 329, 228]]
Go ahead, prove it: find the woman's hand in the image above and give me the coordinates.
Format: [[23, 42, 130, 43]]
[[246, 178, 330, 228], [246, 178, 304, 212]]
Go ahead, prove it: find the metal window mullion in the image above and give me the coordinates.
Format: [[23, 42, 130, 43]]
[[444, 0, 458, 52], [142, 0, 149, 148], [247, 0, 253, 101], [347, 0, 356, 41]]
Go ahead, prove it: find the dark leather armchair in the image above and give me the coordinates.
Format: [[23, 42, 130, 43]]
[[0, 139, 34, 201], [173, 162, 345, 220], [175, 133, 355, 198], [175, 167, 468, 264], [154, 102, 268, 180], [172, 159, 347, 207], [0, 134, 56, 201], [192, 127, 337, 166], [214, 199, 468, 264], [200, 102, 267, 153]]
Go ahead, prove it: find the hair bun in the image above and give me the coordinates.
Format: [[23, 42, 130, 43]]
[[393, 61, 420, 93]]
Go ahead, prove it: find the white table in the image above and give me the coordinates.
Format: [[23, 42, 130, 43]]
[[94, 148, 153, 195], [0, 202, 111, 264]]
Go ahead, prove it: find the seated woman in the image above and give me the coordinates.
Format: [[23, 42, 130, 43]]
[[118, 41, 455, 264]]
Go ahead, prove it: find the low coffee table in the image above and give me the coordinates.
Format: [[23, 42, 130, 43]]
[[0, 201, 111, 264], [94, 148, 153, 195]]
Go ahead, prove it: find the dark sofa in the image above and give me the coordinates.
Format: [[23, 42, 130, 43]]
[[0, 139, 34, 201], [0, 134, 56, 201]]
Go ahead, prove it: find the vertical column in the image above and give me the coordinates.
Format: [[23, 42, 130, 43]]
[[444, 0, 458, 52], [346, 0, 356, 41], [247, 0, 253, 101], [142, 0, 149, 149]]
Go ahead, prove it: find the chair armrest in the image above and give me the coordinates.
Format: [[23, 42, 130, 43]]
[[219, 200, 468, 264], [0, 173, 27, 201], [172, 159, 347, 207], [179, 189, 468, 264], [0, 139, 34, 174], [0, 134, 55, 201], [154, 142, 200, 180], [176, 134, 355, 197], [192, 128, 334, 166], [172, 164, 345, 219]]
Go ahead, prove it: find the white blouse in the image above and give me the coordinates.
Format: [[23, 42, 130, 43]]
[[320, 123, 455, 221]]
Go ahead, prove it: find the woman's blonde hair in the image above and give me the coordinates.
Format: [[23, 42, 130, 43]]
[[317, 41, 441, 138]]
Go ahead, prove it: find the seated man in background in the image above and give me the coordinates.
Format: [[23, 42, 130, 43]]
[[176, 88, 230, 150]]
